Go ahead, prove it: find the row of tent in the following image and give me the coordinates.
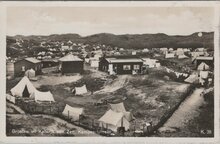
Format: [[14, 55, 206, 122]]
[[9, 76, 132, 133], [10, 76, 55, 102], [165, 67, 189, 78]]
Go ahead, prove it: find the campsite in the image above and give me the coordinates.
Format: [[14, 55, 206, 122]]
[[6, 50, 214, 137], [6, 27, 214, 137]]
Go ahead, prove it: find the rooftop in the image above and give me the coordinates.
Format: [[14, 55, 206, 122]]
[[24, 57, 41, 64], [59, 54, 83, 62], [106, 58, 143, 63]]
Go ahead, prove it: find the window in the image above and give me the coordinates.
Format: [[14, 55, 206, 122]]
[[21, 66, 25, 71], [133, 65, 140, 70], [123, 65, 131, 70]]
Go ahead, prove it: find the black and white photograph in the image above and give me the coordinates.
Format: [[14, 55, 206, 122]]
[[1, 1, 219, 143]]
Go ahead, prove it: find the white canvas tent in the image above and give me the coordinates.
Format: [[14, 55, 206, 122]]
[[184, 74, 199, 83], [178, 54, 188, 59], [98, 109, 130, 132], [200, 71, 209, 79], [62, 104, 84, 121], [10, 76, 36, 97], [72, 85, 88, 95], [25, 69, 36, 79], [110, 102, 134, 122], [30, 89, 55, 102], [197, 62, 210, 70], [90, 60, 99, 68]]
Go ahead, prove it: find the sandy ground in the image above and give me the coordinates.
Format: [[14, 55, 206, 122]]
[[7, 114, 100, 136], [95, 75, 128, 94], [32, 74, 82, 88], [158, 88, 205, 134]]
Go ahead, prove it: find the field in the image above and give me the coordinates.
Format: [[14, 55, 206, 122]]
[[6, 65, 193, 135]]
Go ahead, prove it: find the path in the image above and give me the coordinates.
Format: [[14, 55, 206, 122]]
[[158, 88, 205, 134], [95, 75, 128, 94]]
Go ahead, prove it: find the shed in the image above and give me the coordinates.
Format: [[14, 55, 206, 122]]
[[59, 54, 84, 74], [14, 57, 42, 76]]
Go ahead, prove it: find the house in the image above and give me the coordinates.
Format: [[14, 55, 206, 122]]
[[42, 58, 59, 68], [14, 57, 42, 76], [160, 48, 168, 54], [59, 54, 84, 74], [193, 56, 214, 70], [165, 52, 175, 58], [99, 57, 143, 75]]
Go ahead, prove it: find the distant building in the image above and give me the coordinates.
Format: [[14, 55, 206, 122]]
[[160, 48, 168, 54], [165, 52, 175, 58], [59, 54, 84, 74], [14, 57, 42, 76], [42, 58, 59, 68], [99, 57, 143, 75]]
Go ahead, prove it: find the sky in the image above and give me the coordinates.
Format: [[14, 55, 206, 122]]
[[7, 7, 215, 36]]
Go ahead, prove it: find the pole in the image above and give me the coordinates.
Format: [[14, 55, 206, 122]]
[[68, 110, 69, 120]]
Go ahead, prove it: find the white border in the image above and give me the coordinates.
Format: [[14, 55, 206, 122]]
[[0, 1, 219, 144]]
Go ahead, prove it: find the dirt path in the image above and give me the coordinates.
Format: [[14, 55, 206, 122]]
[[158, 88, 205, 134], [95, 75, 128, 94]]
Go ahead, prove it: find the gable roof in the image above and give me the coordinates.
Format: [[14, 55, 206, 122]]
[[98, 109, 124, 126], [105, 58, 143, 63], [59, 54, 83, 62], [25, 57, 41, 63], [195, 56, 214, 61]]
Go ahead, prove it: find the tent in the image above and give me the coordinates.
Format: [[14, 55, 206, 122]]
[[110, 102, 134, 121], [30, 89, 55, 102], [184, 74, 199, 83], [98, 109, 130, 132], [62, 104, 84, 121], [90, 60, 99, 68], [200, 71, 209, 79], [10, 76, 36, 97], [178, 54, 188, 59], [72, 85, 88, 95], [25, 69, 36, 79], [165, 53, 175, 58], [197, 62, 210, 70]]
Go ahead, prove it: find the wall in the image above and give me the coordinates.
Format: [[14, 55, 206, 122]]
[[61, 61, 84, 74]]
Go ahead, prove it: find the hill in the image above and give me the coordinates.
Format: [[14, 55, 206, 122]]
[[6, 32, 214, 57]]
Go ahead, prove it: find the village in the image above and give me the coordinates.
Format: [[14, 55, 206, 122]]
[[6, 36, 214, 137]]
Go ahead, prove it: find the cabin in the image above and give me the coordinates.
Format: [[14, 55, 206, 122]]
[[14, 57, 42, 76], [99, 57, 143, 75], [59, 54, 84, 74]]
